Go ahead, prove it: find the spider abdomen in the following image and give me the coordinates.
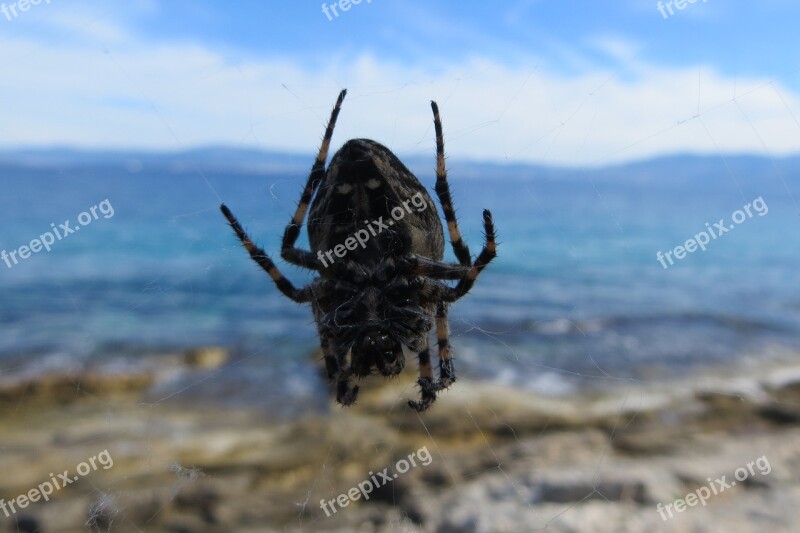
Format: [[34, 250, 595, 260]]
[[308, 139, 444, 268]]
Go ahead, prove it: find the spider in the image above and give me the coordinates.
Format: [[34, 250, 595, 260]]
[[220, 89, 496, 411]]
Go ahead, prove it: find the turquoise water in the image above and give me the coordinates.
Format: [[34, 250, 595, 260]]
[[0, 154, 798, 407]]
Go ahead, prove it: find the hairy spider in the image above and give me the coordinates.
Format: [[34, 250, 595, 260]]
[[220, 89, 496, 411]]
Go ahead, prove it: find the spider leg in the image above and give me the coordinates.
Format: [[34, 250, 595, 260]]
[[334, 352, 359, 406], [431, 101, 472, 267], [409, 305, 456, 412], [434, 304, 455, 388], [321, 336, 337, 379], [400, 254, 471, 280], [220, 204, 312, 303], [281, 89, 348, 270], [407, 341, 438, 411], [319, 334, 360, 406], [336, 370, 359, 406], [445, 209, 497, 302]]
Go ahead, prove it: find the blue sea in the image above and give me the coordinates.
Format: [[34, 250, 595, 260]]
[[1, 151, 798, 412]]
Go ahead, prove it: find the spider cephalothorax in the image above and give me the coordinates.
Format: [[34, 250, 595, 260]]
[[221, 89, 496, 410]]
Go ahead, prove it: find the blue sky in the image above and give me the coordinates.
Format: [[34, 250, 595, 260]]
[[1, 0, 799, 165]]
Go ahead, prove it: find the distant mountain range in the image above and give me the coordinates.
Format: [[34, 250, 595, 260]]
[[0, 146, 798, 187]]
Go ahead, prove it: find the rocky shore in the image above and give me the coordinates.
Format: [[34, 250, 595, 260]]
[[1, 349, 800, 532]]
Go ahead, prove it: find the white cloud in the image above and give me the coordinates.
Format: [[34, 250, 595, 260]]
[[41, 11, 129, 43], [1, 29, 799, 167], [587, 35, 642, 63]]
